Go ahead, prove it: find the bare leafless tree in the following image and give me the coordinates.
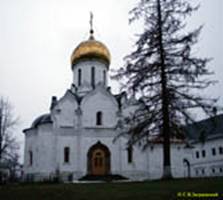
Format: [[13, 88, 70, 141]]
[[0, 97, 19, 183]]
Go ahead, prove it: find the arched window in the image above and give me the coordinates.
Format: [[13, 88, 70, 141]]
[[91, 67, 95, 88], [103, 70, 106, 85], [127, 146, 133, 163], [29, 150, 33, 166], [64, 147, 70, 163], [96, 111, 102, 125], [78, 69, 82, 86]]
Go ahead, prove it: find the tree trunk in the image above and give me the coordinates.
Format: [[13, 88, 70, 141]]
[[0, 108, 2, 183], [157, 0, 172, 179]]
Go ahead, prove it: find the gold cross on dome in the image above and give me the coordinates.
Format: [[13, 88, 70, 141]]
[[89, 12, 94, 37]]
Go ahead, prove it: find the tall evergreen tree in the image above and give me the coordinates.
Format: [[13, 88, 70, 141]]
[[115, 0, 217, 179]]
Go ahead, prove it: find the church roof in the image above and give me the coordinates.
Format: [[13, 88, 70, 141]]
[[185, 114, 223, 143], [114, 92, 126, 110], [67, 89, 83, 104], [31, 113, 52, 128]]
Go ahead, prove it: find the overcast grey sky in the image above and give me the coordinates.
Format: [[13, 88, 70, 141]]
[[0, 0, 222, 159]]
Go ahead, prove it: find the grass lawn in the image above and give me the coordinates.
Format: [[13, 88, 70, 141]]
[[0, 178, 222, 200]]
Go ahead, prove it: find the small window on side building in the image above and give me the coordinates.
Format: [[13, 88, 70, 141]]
[[196, 151, 199, 159], [219, 147, 223, 155], [202, 150, 206, 158], [202, 168, 205, 175], [195, 169, 199, 176]]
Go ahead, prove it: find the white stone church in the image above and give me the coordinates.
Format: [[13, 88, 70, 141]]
[[23, 28, 223, 182]]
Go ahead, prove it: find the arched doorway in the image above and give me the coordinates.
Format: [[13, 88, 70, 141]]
[[87, 141, 111, 175], [183, 158, 191, 178]]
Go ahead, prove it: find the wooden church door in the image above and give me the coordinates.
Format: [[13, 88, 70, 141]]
[[91, 149, 106, 175]]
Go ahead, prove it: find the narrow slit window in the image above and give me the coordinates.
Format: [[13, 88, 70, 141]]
[[29, 151, 33, 166], [64, 147, 70, 163], [91, 67, 95, 88], [96, 111, 102, 125], [78, 69, 82, 86], [127, 146, 133, 163], [103, 70, 106, 85]]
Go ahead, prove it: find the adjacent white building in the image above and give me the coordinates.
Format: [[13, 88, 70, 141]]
[[185, 115, 223, 178], [23, 29, 223, 182]]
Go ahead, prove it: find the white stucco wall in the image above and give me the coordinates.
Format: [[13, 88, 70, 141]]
[[24, 124, 55, 180], [24, 129, 37, 174], [52, 92, 78, 128], [81, 87, 118, 128], [23, 54, 223, 182], [35, 124, 55, 174], [73, 60, 108, 92], [190, 138, 223, 177]]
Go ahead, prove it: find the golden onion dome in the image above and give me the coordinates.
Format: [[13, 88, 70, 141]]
[[71, 37, 111, 68]]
